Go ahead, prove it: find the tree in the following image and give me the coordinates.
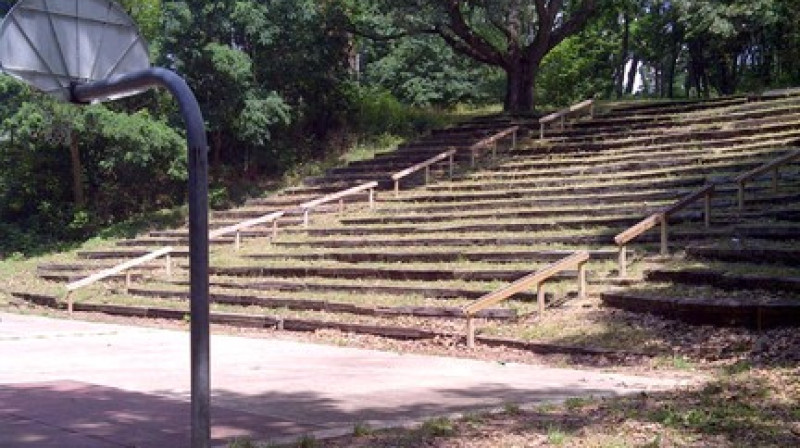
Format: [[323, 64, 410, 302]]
[[350, 0, 601, 113]]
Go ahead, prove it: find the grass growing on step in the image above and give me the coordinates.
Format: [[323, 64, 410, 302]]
[[621, 282, 800, 303]]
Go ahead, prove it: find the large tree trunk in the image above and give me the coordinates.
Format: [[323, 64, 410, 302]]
[[504, 61, 536, 114]]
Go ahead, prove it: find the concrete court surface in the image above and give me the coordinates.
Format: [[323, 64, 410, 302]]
[[0, 312, 696, 447]]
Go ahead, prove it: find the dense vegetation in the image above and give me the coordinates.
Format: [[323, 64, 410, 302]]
[[1, 0, 800, 255]]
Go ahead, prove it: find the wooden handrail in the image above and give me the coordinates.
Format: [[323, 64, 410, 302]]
[[462, 251, 589, 348], [468, 125, 519, 166], [299, 181, 378, 227], [539, 99, 595, 138], [614, 183, 715, 277], [391, 149, 456, 197], [735, 150, 800, 209], [65, 246, 174, 313], [209, 210, 285, 250]]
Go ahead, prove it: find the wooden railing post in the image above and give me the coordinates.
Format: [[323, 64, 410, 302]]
[[738, 182, 745, 211], [461, 251, 590, 349], [303, 209, 310, 227], [448, 153, 454, 178], [772, 168, 779, 192], [704, 192, 712, 228], [338, 198, 345, 213], [466, 316, 475, 349], [540, 123, 545, 139], [578, 262, 587, 300], [659, 214, 669, 255], [66, 291, 73, 315], [618, 245, 627, 278], [425, 165, 430, 184], [125, 271, 132, 290], [234, 231, 241, 251], [394, 180, 400, 198], [368, 188, 375, 209], [512, 129, 517, 150], [272, 219, 279, 239], [536, 282, 545, 315], [165, 254, 172, 278]]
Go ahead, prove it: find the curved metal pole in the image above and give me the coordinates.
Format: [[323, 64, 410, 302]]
[[72, 67, 210, 448]]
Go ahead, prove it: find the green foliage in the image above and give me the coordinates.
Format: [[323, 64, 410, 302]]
[[362, 35, 501, 108], [537, 19, 618, 108], [353, 422, 373, 437], [0, 76, 186, 255], [349, 85, 448, 137], [420, 416, 456, 437]]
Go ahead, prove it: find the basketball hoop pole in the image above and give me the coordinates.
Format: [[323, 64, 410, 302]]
[[71, 67, 211, 448]]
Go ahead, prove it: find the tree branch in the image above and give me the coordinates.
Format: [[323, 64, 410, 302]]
[[550, 0, 598, 48], [440, 0, 505, 66]]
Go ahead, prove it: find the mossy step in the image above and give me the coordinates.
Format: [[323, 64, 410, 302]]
[[271, 230, 726, 249], [685, 246, 800, 266], [11, 293, 446, 340], [469, 146, 793, 180], [286, 215, 641, 237], [37, 262, 165, 272], [126, 287, 517, 320], [382, 189, 694, 213], [37, 272, 145, 283], [117, 237, 235, 247], [76, 249, 189, 260], [195, 278, 539, 300], [11, 291, 641, 356], [521, 120, 800, 154], [243, 248, 622, 264], [501, 135, 800, 171], [427, 159, 773, 192], [551, 106, 800, 141], [207, 265, 584, 282], [601, 292, 800, 328], [395, 177, 705, 203], [383, 183, 797, 216], [645, 269, 800, 293], [344, 203, 668, 225]]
